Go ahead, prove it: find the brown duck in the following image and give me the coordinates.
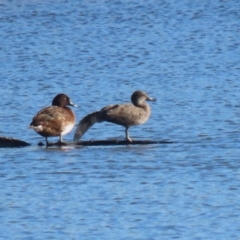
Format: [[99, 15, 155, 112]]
[[74, 90, 156, 142], [29, 93, 77, 146]]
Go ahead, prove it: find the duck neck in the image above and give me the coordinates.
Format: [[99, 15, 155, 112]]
[[133, 99, 150, 111]]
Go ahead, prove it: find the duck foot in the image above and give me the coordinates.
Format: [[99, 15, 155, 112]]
[[38, 141, 67, 147], [125, 137, 133, 143], [56, 141, 67, 146]]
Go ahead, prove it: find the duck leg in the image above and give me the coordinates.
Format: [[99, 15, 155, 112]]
[[57, 134, 67, 146], [125, 127, 132, 142], [45, 137, 49, 146], [59, 134, 63, 143]]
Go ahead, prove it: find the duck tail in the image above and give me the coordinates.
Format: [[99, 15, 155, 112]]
[[74, 111, 102, 142]]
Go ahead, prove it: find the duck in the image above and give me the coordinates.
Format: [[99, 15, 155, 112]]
[[74, 90, 156, 142], [29, 93, 77, 146]]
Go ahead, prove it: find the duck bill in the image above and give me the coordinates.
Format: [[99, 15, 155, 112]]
[[69, 101, 78, 107], [147, 97, 156, 101]]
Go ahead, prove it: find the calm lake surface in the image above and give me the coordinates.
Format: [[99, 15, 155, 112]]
[[1, 0, 240, 239]]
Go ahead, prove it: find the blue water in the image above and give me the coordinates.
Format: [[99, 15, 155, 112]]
[[1, 0, 240, 239]]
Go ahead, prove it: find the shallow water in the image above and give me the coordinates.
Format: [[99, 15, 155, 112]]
[[1, 0, 240, 239]]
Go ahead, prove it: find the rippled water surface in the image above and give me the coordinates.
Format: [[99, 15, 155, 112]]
[[1, 0, 240, 239]]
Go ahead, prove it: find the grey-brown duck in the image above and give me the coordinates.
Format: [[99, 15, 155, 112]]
[[74, 90, 156, 142]]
